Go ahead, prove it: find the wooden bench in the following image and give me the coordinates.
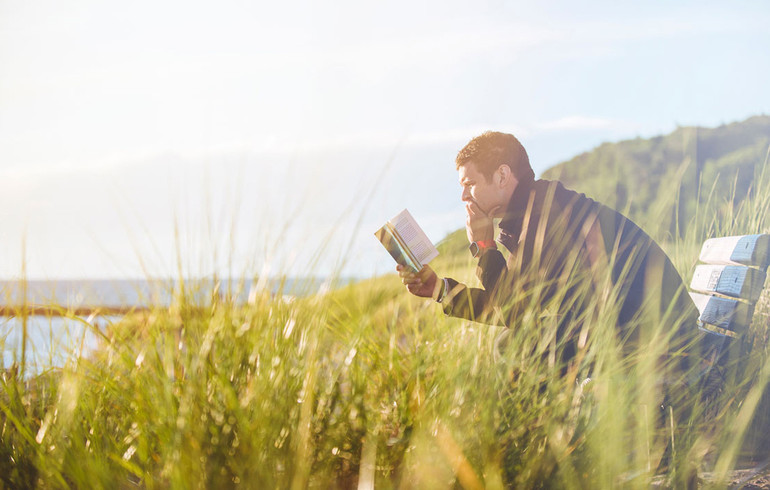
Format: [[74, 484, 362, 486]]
[[689, 234, 770, 338]]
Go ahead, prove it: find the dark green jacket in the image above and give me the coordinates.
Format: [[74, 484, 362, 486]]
[[442, 179, 700, 364]]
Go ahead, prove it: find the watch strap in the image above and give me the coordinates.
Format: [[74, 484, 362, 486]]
[[469, 240, 498, 257], [436, 277, 449, 303]]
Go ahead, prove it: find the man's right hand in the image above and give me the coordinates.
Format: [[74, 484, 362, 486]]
[[465, 201, 495, 244], [397, 264, 439, 299]]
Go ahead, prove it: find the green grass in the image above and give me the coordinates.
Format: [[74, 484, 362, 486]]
[[2, 156, 770, 488]]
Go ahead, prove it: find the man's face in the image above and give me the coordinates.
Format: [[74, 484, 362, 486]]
[[458, 162, 509, 218]]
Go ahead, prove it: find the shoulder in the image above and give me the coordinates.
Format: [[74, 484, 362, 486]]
[[536, 179, 651, 239], [533, 179, 601, 217], [534, 179, 592, 203]]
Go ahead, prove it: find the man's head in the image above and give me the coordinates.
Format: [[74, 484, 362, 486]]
[[456, 131, 534, 217]]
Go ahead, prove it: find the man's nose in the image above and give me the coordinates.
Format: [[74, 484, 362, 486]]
[[461, 187, 471, 201]]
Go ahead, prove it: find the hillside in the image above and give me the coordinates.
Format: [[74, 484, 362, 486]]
[[431, 115, 770, 264], [422, 116, 770, 293], [542, 115, 770, 238]]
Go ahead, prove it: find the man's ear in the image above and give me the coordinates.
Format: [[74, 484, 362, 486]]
[[497, 164, 513, 187], [497, 165, 520, 191]]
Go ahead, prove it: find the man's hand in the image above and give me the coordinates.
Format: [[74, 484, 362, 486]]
[[466, 201, 495, 244], [397, 264, 439, 299]]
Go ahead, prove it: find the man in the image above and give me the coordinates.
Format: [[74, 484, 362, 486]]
[[398, 131, 705, 379]]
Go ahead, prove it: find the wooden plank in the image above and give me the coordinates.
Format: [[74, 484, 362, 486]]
[[690, 264, 767, 302], [699, 234, 770, 268], [698, 324, 739, 339], [689, 292, 754, 335]]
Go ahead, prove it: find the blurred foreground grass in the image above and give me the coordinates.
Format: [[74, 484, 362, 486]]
[[2, 160, 770, 488]]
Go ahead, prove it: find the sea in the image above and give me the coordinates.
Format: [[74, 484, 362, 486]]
[[1, 277, 351, 375]]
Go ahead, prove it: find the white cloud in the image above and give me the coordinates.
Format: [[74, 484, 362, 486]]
[[0, 118, 616, 179], [534, 116, 619, 132]]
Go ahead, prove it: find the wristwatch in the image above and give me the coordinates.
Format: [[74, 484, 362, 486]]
[[469, 240, 497, 258]]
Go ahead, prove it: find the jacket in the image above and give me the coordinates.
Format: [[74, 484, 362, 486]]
[[442, 178, 700, 365]]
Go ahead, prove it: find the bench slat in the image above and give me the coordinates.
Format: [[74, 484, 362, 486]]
[[690, 265, 767, 302], [699, 234, 770, 268], [689, 292, 754, 334]]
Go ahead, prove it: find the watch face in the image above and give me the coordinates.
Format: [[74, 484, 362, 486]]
[[469, 242, 480, 257]]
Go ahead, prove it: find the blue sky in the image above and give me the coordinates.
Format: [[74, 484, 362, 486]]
[[1, 0, 768, 279]]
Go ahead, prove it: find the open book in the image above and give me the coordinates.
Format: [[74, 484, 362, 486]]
[[374, 209, 439, 272]]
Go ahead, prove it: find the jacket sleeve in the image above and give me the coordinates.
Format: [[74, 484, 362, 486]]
[[477, 248, 507, 290], [441, 249, 508, 326]]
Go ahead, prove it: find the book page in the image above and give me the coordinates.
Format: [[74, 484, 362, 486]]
[[374, 223, 420, 271], [390, 209, 439, 265]]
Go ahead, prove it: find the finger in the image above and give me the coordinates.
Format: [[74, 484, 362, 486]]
[[467, 201, 487, 217], [402, 276, 421, 285], [406, 283, 423, 294], [399, 269, 416, 279], [401, 272, 417, 282]]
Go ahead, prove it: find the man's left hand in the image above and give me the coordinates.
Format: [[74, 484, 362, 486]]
[[397, 264, 439, 299]]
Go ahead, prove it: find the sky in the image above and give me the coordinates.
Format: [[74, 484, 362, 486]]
[[1, 0, 769, 280]]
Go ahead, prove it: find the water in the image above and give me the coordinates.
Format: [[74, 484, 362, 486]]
[[0, 277, 356, 374], [1, 315, 115, 375]]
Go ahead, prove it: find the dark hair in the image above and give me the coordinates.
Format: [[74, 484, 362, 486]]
[[455, 131, 534, 183]]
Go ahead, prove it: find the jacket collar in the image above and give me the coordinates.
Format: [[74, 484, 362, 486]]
[[498, 178, 536, 241], [500, 182, 535, 237]]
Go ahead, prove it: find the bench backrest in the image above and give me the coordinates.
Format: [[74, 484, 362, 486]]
[[689, 234, 770, 338]]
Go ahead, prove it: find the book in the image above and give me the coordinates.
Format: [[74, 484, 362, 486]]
[[698, 234, 770, 269], [374, 209, 439, 272]]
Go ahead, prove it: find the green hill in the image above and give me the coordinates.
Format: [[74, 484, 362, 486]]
[[433, 115, 770, 264], [423, 115, 770, 290], [542, 115, 770, 239]]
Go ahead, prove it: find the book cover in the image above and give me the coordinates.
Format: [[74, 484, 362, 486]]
[[374, 209, 438, 272]]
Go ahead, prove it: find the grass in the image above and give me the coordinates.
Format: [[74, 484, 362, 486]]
[[2, 154, 770, 488]]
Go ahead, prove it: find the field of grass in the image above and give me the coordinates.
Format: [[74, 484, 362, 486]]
[[2, 157, 770, 488]]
